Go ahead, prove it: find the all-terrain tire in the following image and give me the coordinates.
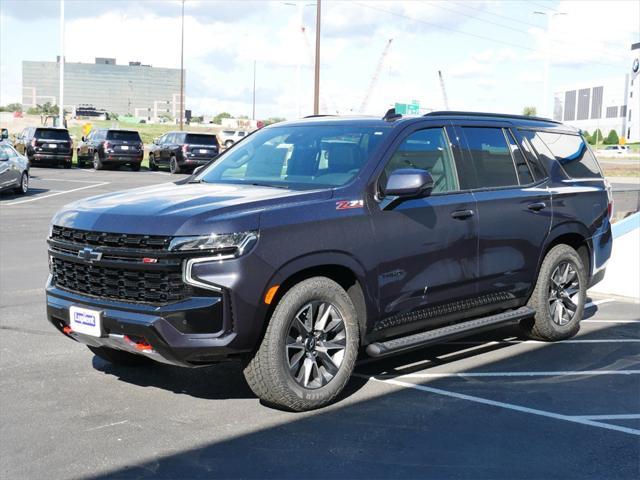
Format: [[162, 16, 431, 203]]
[[93, 151, 104, 170], [523, 244, 587, 341], [243, 277, 360, 411]]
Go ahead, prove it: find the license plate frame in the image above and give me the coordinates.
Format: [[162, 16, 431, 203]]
[[69, 306, 103, 337], [48, 143, 57, 149], [198, 149, 208, 154], [121, 145, 129, 151]]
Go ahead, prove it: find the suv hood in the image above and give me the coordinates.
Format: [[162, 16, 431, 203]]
[[52, 182, 332, 236]]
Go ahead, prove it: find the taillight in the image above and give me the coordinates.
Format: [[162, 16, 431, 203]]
[[605, 179, 614, 219], [31, 138, 36, 147], [182, 144, 189, 154], [104, 141, 110, 149]]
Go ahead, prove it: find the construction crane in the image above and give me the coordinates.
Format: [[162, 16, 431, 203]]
[[359, 38, 393, 114], [438, 70, 450, 110]]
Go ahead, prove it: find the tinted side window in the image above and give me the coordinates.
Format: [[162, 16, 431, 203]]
[[514, 130, 547, 180], [384, 128, 458, 194], [536, 132, 602, 179], [505, 130, 533, 184], [462, 127, 518, 188]]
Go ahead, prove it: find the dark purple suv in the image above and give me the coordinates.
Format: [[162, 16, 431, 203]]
[[46, 111, 612, 411]]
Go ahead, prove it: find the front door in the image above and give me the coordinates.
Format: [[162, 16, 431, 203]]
[[370, 124, 479, 336]]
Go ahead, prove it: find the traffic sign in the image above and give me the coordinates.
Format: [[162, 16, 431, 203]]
[[395, 100, 420, 115]]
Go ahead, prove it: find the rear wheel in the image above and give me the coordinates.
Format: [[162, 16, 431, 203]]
[[93, 151, 104, 170], [63, 158, 72, 169], [243, 277, 360, 411], [149, 154, 158, 171], [225, 140, 234, 148], [87, 345, 152, 366], [523, 244, 587, 341], [169, 155, 181, 174], [13, 172, 28, 194]]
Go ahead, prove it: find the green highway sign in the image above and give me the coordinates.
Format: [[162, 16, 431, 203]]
[[395, 100, 420, 115]]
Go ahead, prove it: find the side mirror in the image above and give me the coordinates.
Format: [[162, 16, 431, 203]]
[[0, 128, 8, 140], [81, 136, 86, 142], [153, 138, 159, 145], [384, 169, 434, 198]]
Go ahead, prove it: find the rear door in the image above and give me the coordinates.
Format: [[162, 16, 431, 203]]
[[0, 144, 17, 187], [455, 124, 551, 302], [160, 133, 174, 164], [370, 122, 479, 335]]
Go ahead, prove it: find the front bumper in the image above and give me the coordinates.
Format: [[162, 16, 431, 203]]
[[46, 277, 241, 367]]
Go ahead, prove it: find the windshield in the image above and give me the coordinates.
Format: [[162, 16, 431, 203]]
[[197, 125, 388, 190], [107, 130, 141, 142], [35, 129, 70, 140], [185, 134, 218, 146]]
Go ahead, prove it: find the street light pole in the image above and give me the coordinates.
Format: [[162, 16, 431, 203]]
[[179, 0, 185, 130], [59, 0, 65, 127], [313, 0, 321, 115], [252, 60, 256, 121], [534, 10, 566, 119]]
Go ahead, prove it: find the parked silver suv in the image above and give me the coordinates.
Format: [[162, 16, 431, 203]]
[[0, 142, 29, 195]]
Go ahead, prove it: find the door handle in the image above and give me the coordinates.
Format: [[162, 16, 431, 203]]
[[527, 202, 547, 212], [451, 209, 475, 219]]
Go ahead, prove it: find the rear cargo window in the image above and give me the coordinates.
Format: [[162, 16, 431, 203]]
[[185, 134, 219, 146], [536, 132, 602, 179], [107, 130, 141, 142], [35, 129, 70, 140]]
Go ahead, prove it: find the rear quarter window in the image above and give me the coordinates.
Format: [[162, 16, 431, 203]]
[[536, 132, 602, 179]]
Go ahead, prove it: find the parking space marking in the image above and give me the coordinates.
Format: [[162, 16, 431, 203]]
[[36, 177, 104, 183], [585, 298, 616, 309], [445, 339, 640, 345], [3, 182, 110, 206], [362, 376, 640, 436], [572, 414, 640, 420], [375, 370, 640, 379], [582, 319, 640, 323]]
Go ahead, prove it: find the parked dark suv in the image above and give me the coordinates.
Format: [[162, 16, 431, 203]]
[[14, 127, 72, 168], [77, 129, 143, 171], [46, 111, 612, 411], [148, 131, 220, 174]]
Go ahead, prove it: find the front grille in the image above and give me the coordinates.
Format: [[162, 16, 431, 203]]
[[51, 257, 192, 304], [51, 226, 169, 250]]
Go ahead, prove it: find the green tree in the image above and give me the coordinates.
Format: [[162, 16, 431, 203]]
[[213, 112, 232, 125], [592, 129, 604, 146], [0, 103, 22, 112], [522, 106, 537, 117], [581, 130, 591, 144], [604, 129, 619, 145]]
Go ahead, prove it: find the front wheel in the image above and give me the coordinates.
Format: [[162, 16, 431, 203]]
[[243, 277, 360, 411], [87, 346, 153, 366], [523, 244, 587, 341], [14, 172, 28, 194], [149, 154, 158, 171]]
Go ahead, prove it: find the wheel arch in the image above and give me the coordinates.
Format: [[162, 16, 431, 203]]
[[537, 221, 592, 282], [254, 252, 374, 347]]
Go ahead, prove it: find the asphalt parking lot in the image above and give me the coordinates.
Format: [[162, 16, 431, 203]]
[[1, 166, 639, 479]]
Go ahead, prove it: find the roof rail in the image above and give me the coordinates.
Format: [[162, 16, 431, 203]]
[[424, 110, 561, 124], [303, 114, 336, 118]]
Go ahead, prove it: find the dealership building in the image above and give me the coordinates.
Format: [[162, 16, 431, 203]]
[[552, 42, 640, 143], [22, 58, 182, 119]]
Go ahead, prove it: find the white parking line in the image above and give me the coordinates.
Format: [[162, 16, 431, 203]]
[[376, 370, 640, 379], [3, 182, 109, 205], [585, 298, 616, 309], [445, 339, 640, 345], [582, 320, 640, 324], [572, 414, 640, 420], [36, 178, 104, 183], [363, 376, 640, 436]]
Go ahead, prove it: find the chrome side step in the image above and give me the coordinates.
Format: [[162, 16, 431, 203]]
[[366, 306, 535, 358]]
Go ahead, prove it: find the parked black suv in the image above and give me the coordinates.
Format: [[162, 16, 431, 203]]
[[77, 129, 143, 170], [148, 131, 220, 174], [14, 127, 72, 168], [46, 111, 612, 411]]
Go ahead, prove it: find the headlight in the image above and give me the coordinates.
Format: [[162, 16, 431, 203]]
[[168, 230, 258, 257]]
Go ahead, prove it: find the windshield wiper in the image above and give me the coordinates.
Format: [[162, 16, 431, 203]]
[[249, 182, 289, 189]]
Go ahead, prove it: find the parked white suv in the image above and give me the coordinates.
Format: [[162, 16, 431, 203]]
[[219, 130, 248, 148], [602, 145, 631, 155]]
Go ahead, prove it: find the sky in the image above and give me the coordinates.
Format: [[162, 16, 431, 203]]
[[1, 0, 639, 120]]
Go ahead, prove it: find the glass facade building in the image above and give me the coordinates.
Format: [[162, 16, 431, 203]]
[[22, 58, 182, 117]]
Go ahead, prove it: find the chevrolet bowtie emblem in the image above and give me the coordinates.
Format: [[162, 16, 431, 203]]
[[78, 247, 103, 262]]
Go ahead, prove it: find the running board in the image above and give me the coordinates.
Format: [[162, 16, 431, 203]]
[[366, 306, 535, 358]]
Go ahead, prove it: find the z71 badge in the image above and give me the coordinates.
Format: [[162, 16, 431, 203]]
[[336, 200, 364, 210]]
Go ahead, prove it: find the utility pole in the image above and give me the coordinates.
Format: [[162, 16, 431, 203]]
[[534, 10, 566, 118], [179, 0, 185, 130], [313, 0, 321, 115], [438, 70, 450, 110], [59, 0, 65, 127], [252, 60, 256, 121]]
